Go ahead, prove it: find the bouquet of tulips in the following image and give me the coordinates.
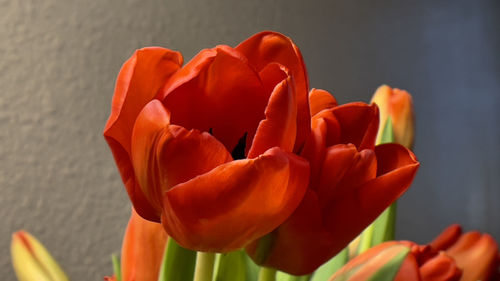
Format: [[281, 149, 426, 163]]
[[11, 31, 500, 281]]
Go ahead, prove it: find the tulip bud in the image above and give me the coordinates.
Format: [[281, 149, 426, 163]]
[[329, 242, 414, 281], [371, 85, 415, 148], [11, 230, 69, 281]]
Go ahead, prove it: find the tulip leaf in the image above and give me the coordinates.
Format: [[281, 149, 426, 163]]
[[371, 202, 397, 246], [310, 248, 348, 281], [366, 247, 409, 281], [214, 251, 246, 281], [244, 251, 260, 281], [276, 271, 311, 281], [158, 238, 196, 281]]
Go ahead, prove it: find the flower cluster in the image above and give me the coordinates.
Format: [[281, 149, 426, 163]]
[[102, 31, 418, 273], [10, 31, 499, 281]]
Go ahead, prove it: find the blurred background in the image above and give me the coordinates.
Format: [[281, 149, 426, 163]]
[[1, 0, 499, 279]]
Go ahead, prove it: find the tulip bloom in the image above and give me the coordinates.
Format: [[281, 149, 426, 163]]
[[246, 89, 419, 275], [329, 241, 461, 281], [121, 208, 167, 281], [103, 31, 311, 252], [11, 231, 69, 281], [429, 224, 500, 281], [371, 85, 415, 148], [329, 225, 500, 281]]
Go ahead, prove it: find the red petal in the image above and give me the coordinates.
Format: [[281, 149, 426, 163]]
[[328, 102, 379, 150], [103, 48, 182, 221], [131, 100, 232, 212], [318, 144, 377, 209], [300, 115, 341, 190], [236, 31, 310, 152], [323, 143, 419, 253], [429, 224, 462, 252], [160, 45, 267, 153], [419, 252, 462, 281], [394, 253, 422, 281], [309, 89, 337, 116], [248, 76, 297, 158], [104, 48, 183, 150], [246, 190, 336, 275], [161, 147, 309, 252], [258, 62, 289, 97]]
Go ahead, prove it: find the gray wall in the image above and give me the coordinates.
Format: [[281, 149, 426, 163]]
[[1, 0, 499, 280]]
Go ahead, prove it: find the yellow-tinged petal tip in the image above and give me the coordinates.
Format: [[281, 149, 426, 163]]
[[11, 230, 70, 281]]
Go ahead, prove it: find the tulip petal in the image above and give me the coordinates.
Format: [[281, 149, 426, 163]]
[[104, 47, 183, 221], [390, 88, 415, 148], [248, 76, 297, 158], [300, 118, 328, 190], [446, 232, 499, 281], [160, 45, 268, 154], [131, 100, 233, 212], [419, 252, 462, 281], [329, 103, 380, 150], [393, 253, 421, 281], [318, 144, 377, 209], [330, 243, 411, 281], [323, 144, 419, 254], [11, 231, 69, 281], [429, 224, 462, 252], [121, 208, 167, 281], [236, 31, 310, 152], [162, 147, 309, 252], [258, 62, 290, 96], [309, 89, 337, 116], [246, 190, 336, 275]]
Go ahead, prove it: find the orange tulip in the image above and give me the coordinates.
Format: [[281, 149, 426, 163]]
[[246, 89, 419, 275], [103, 31, 311, 252], [329, 241, 461, 281], [371, 85, 415, 148], [429, 224, 500, 281], [121, 208, 167, 281], [329, 225, 500, 281]]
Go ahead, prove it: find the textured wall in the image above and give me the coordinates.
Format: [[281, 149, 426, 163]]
[[1, 0, 499, 280]]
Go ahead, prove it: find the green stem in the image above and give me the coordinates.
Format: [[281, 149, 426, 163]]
[[194, 252, 215, 281], [358, 224, 374, 254], [158, 238, 196, 281], [111, 254, 121, 281], [258, 267, 276, 281]]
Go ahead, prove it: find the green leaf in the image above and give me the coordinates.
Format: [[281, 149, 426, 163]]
[[244, 252, 260, 281], [366, 247, 409, 281], [379, 117, 394, 145], [111, 254, 121, 281], [276, 271, 310, 281], [158, 238, 196, 281], [215, 251, 246, 281], [371, 202, 397, 246], [310, 248, 348, 281]]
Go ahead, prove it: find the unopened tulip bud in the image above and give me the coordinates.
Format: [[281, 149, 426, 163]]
[[329, 242, 414, 281], [371, 85, 415, 148], [11, 230, 69, 281]]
